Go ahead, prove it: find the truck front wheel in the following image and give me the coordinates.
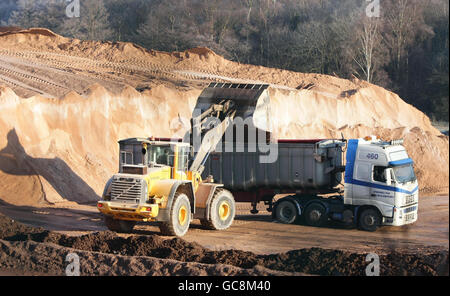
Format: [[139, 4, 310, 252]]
[[159, 192, 191, 236], [304, 203, 327, 227], [104, 216, 136, 233], [358, 208, 380, 232], [274, 200, 298, 224], [200, 189, 235, 230]]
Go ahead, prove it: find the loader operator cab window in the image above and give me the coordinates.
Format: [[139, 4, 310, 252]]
[[157, 148, 171, 165], [120, 144, 145, 166], [177, 146, 189, 172], [148, 145, 174, 167]]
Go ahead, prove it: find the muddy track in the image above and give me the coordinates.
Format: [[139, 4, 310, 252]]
[[0, 72, 53, 97], [0, 50, 128, 88], [0, 64, 69, 97], [0, 55, 122, 93], [0, 214, 447, 276], [0, 48, 296, 98]]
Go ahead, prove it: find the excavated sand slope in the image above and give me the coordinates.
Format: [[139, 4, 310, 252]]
[[0, 28, 448, 206]]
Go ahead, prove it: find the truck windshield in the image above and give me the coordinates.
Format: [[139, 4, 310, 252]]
[[392, 164, 416, 184]]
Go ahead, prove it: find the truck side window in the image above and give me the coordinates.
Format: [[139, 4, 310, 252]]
[[373, 166, 387, 183]]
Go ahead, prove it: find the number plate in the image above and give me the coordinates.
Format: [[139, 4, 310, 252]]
[[405, 213, 415, 222]]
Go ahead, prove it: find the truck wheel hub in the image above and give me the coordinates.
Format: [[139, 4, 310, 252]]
[[364, 215, 375, 225], [310, 210, 322, 221], [281, 207, 293, 219]]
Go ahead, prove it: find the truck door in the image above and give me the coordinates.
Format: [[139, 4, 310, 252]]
[[352, 162, 371, 204], [371, 165, 395, 201]]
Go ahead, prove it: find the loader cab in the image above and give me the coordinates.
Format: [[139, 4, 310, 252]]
[[118, 138, 190, 180]]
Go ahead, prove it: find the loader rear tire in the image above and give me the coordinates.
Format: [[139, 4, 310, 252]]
[[104, 216, 136, 233], [200, 189, 235, 230], [159, 192, 191, 237]]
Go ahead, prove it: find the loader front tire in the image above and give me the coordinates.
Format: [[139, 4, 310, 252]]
[[200, 189, 235, 230], [159, 192, 191, 237]]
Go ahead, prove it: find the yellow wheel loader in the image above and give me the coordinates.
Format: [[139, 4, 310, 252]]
[[97, 136, 236, 236], [97, 83, 270, 236]]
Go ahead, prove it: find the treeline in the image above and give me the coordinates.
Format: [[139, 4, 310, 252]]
[[1, 0, 448, 121]]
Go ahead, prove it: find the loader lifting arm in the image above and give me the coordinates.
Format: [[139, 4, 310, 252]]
[[188, 100, 236, 174]]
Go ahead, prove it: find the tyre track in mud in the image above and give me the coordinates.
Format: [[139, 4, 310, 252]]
[[0, 48, 295, 99], [0, 72, 53, 97], [0, 49, 188, 82], [0, 50, 128, 94], [0, 62, 70, 98], [0, 55, 122, 94]]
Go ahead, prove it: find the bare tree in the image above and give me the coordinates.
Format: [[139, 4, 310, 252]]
[[353, 18, 383, 83], [383, 0, 432, 75], [60, 0, 113, 41]]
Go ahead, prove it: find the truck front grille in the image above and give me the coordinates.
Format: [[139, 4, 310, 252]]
[[110, 178, 144, 203], [404, 194, 416, 206]]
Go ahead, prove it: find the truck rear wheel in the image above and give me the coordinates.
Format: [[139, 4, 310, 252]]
[[358, 208, 380, 232], [104, 216, 136, 233], [159, 192, 191, 236], [274, 200, 298, 224], [304, 203, 327, 227], [200, 189, 235, 230]]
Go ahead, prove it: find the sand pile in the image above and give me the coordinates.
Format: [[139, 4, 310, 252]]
[[0, 28, 448, 206], [0, 84, 197, 205]]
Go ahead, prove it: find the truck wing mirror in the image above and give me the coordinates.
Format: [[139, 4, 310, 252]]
[[385, 168, 392, 186]]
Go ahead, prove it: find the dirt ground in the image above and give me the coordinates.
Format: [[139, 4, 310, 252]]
[[1, 196, 448, 255], [0, 195, 448, 276]]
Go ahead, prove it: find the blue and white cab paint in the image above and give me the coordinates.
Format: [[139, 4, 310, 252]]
[[344, 136, 419, 226]]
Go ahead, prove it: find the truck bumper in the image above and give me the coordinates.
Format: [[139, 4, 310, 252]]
[[97, 201, 159, 222], [382, 204, 418, 226]]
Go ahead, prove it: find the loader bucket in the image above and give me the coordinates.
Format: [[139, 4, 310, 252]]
[[193, 83, 272, 132]]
